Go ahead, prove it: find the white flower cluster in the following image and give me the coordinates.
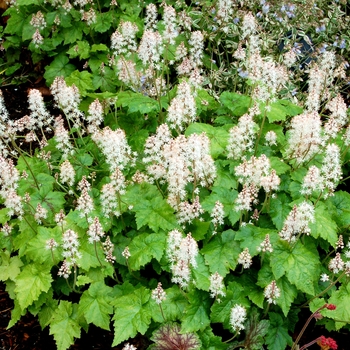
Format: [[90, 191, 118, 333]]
[[209, 272, 226, 301], [0, 156, 22, 218], [59, 160, 75, 187], [58, 229, 82, 279], [234, 154, 280, 211], [241, 12, 256, 39], [216, 0, 234, 30], [111, 21, 138, 56], [144, 3, 158, 31], [286, 111, 323, 165], [137, 30, 164, 70], [86, 99, 104, 130], [51, 77, 83, 124], [176, 196, 204, 226], [210, 201, 225, 234], [247, 52, 288, 102], [238, 248, 252, 269], [28, 89, 52, 130], [328, 252, 344, 274], [34, 203, 48, 224], [76, 176, 94, 217], [143, 124, 216, 209], [230, 304, 247, 334], [257, 234, 273, 253], [227, 108, 259, 160], [87, 217, 105, 244], [167, 230, 198, 288], [324, 95, 348, 139], [151, 282, 167, 304], [30, 11, 46, 29], [100, 167, 126, 217], [279, 202, 315, 243], [306, 51, 335, 112], [92, 127, 135, 172], [301, 144, 342, 199], [167, 81, 197, 131], [162, 3, 179, 45], [264, 280, 280, 304]]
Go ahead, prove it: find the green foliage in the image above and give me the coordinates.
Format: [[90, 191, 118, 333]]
[[1, 0, 350, 349], [112, 286, 152, 346], [49, 301, 81, 350]]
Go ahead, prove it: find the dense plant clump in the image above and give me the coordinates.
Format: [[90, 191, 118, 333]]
[[0, 0, 350, 349]]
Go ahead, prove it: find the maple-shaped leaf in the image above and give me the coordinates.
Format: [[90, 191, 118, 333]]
[[201, 230, 240, 277], [124, 184, 177, 233], [265, 312, 293, 350], [49, 301, 81, 350], [128, 232, 166, 270], [181, 289, 211, 333], [112, 286, 152, 346], [0, 250, 23, 281], [270, 240, 320, 295], [15, 263, 52, 310], [78, 282, 113, 330], [150, 285, 188, 323]]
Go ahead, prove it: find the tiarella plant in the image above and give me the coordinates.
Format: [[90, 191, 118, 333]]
[[0, 1, 350, 350]]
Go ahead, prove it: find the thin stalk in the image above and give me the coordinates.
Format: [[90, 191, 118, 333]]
[[94, 241, 103, 267], [159, 304, 166, 322], [300, 271, 346, 308]]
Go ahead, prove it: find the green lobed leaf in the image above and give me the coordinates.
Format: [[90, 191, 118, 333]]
[[38, 297, 59, 329], [185, 123, 229, 159], [24, 226, 61, 265], [269, 193, 292, 230], [201, 230, 240, 277], [192, 253, 211, 291], [219, 91, 250, 117], [92, 11, 114, 32], [128, 232, 166, 270], [49, 301, 81, 350], [61, 20, 84, 45], [234, 225, 279, 256], [112, 286, 152, 346], [44, 53, 76, 85], [199, 327, 227, 350], [310, 202, 338, 246], [213, 160, 237, 189], [15, 264, 53, 310], [327, 191, 350, 229], [78, 282, 113, 330], [67, 41, 90, 59], [116, 91, 159, 114], [265, 312, 293, 350], [201, 186, 239, 226], [315, 283, 350, 330], [270, 240, 320, 295], [237, 273, 264, 309], [181, 289, 211, 333], [66, 70, 93, 95], [0, 251, 23, 281], [244, 311, 270, 350], [210, 281, 250, 329], [150, 285, 188, 323], [269, 157, 291, 175], [257, 264, 297, 316], [125, 184, 178, 233]]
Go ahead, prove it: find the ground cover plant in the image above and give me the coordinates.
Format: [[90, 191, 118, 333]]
[[1, 0, 350, 349]]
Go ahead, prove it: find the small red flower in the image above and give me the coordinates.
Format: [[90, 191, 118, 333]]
[[326, 304, 336, 310], [317, 335, 338, 350]]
